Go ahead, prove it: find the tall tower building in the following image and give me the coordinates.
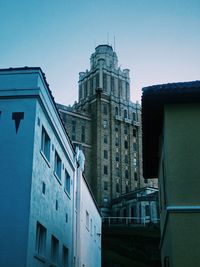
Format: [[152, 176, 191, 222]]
[[58, 45, 145, 215]]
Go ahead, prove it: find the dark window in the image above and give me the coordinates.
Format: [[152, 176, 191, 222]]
[[103, 104, 108, 115], [51, 235, 59, 264], [84, 82, 88, 97], [125, 155, 128, 164], [104, 165, 108, 175], [133, 142, 137, 151], [123, 208, 127, 217], [124, 125, 128, 134], [116, 183, 120, 193], [62, 246, 69, 267], [41, 126, 50, 161], [54, 151, 62, 179], [145, 205, 150, 216], [81, 125, 85, 143], [125, 170, 129, 179], [104, 134, 108, 144], [115, 125, 119, 132], [124, 110, 127, 118], [115, 138, 119, 147], [104, 150, 108, 159], [104, 181, 108, 190], [115, 106, 119, 115], [66, 213, 68, 223], [124, 140, 128, 149], [96, 73, 99, 88], [126, 185, 129, 193], [116, 168, 120, 177], [35, 222, 46, 256], [133, 129, 136, 137], [55, 199, 58, 210], [42, 182, 46, 195], [116, 153, 119, 162], [133, 112, 136, 121], [72, 120, 76, 141], [111, 76, 114, 92], [134, 172, 138, 181], [103, 73, 107, 91], [64, 170, 71, 195]]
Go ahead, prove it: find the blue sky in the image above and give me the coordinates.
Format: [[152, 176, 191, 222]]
[[0, 0, 200, 104]]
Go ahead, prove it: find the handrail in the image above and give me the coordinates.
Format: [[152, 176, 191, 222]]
[[102, 216, 160, 227]]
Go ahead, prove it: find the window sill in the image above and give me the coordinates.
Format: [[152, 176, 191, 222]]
[[40, 150, 51, 168], [64, 188, 71, 199], [53, 172, 62, 185], [34, 253, 46, 263]]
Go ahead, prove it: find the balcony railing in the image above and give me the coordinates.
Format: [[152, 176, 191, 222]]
[[102, 216, 160, 227]]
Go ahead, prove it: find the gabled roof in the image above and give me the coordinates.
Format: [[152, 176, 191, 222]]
[[142, 80, 200, 179]]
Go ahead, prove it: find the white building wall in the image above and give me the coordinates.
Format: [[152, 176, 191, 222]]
[[75, 161, 101, 267]]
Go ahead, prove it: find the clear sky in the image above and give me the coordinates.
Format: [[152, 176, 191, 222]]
[[0, 0, 200, 104]]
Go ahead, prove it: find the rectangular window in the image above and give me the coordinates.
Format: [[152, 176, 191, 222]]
[[42, 182, 46, 195], [104, 150, 108, 159], [86, 211, 89, 229], [54, 151, 62, 179], [103, 73, 107, 91], [116, 183, 120, 193], [116, 168, 120, 177], [90, 219, 93, 236], [51, 235, 59, 264], [124, 125, 128, 134], [133, 129, 136, 137], [103, 104, 108, 115], [35, 222, 46, 256], [125, 155, 128, 164], [115, 138, 119, 147], [103, 119, 108, 128], [104, 165, 108, 175], [72, 120, 76, 140], [116, 153, 119, 162], [64, 170, 70, 195], [124, 140, 128, 149], [81, 125, 85, 143], [41, 126, 50, 161], [104, 181, 108, 190], [104, 134, 108, 144], [125, 170, 129, 179], [62, 246, 69, 267]]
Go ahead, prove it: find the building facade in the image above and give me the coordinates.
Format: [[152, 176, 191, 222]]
[[58, 44, 146, 215], [0, 67, 101, 267], [142, 81, 200, 267]]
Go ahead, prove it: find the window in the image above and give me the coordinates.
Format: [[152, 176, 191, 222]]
[[115, 125, 119, 132], [54, 151, 62, 179], [94, 225, 96, 242], [64, 170, 70, 195], [133, 112, 136, 121], [145, 205, 150, 216], [55, 199, 58, 210], [133, 129, 136, 137], [126, 185, 129, 193], [125, 155, 128, 164], [35, 222, 46, 256], [103, 73, 107, 91], [72, 120, 76, 141], [116, 168, 120, 177], [116, 183, 120, 193], [124, 125, 128, 134], [124, 110, 127, 118], [115, 138, 119, 147], [104, 150, 108, 159], [115, 106, 119, 116], [62, 246, 69, 267], [104, 165, 108, 175], [81, 125, 85, 143], [133, 142, 137, 151], [42, 182, 46, 195], [104, 181, 108, 190], [125, 170, 129, 179], [134, 172, 138, 181], [116, 153, 119, 162], [96, 73, 99, 88], [104, 134, 108, 144], [103, 104, 108, 115], [111, 76, 114, 92], [51, 235, 59, 264], [86, 211, 89, 229], [65, 213, 68, 223], [134, 158, 137, 166], [41, 126, 50, 161], [124, 140, 128, 149]]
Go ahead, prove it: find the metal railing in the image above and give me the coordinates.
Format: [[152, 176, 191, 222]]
[[102, 216, 160, 227]]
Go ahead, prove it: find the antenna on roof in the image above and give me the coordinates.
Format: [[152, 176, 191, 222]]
[[114, 36, 116, 51]]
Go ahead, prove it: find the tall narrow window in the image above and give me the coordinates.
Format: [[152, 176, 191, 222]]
[[116, 153, 119, 162], [125, 170, 129, 179], [35, 222, 46, 256], [133, 129, 136, 137], [64, 170, 70, 195], [124, 110, 127, 118], [104, 150, 108, 159], [103, 73, 107, 91], [81, 125, 85, 143], [111, 76, 114, 92], [115, 106, 119, 116], [104, 165, 108, 175], [104, 134, 108, 144], [116, 183, 120, 193], [62, 246, 69, 267], [104, 181, 108, 190], [103, 104, 108, 115], [124, 125, 128, 134], [124, 140, 128, 149], [86, 211, 89, 229], [54, 151, 62, 179], [72, 120, 76, 141], [41, 126, 50, 161], [51, 236, 59, 264], [125, 155, 128, 164]]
